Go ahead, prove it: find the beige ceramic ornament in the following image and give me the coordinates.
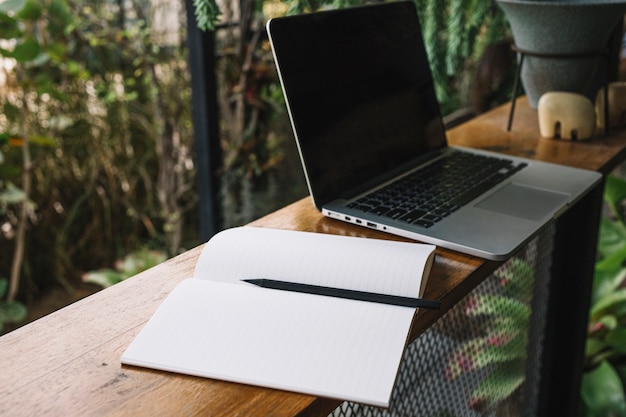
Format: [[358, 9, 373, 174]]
[[538, 92, 595, 141]]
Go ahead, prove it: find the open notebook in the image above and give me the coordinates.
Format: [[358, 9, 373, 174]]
[[121, 227, 436, 407]]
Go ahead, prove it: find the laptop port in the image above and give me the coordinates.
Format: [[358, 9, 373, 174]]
[[366, 222, 377, 228]]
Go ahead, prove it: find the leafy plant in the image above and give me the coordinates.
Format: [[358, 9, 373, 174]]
[[0, 135, 27, 214], [201, 0, 510, 121], [193, 0, 222, 31], [82, 248, 167, 288], [0, 0, 73, 302], [444, 175, 626, 415], [0, 279, 27, 332], [1, 0, 198, 306], [445, 258, 533, 413], [214, 0, 290, 177], [208, 0, 510, 180], [581, 174, 626, 416]]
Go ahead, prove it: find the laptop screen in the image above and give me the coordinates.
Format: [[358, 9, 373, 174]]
[[268, 1, 447, 208]]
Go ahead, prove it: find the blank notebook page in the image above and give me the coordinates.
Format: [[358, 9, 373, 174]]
[[121, 278, 415, 407], [193, 226, 435, 298]]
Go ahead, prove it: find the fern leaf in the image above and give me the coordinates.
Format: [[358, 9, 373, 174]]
[[193, 0, 222, 31]]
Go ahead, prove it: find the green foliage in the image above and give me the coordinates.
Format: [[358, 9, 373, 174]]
[[196, 0, 510, 115], [82, 248, 167, 288], [0, 0, 197, 303], [468, 360, 525, 411], [445, 258, 532, 413], [0, 279, 27, 332], [0, 0, 79, 302], [0, 182, 26, 214], [417, 0, 510, 113], [582, 174, 626, 416], [212, 0, 289, 177], [16, 0, 42, 20], [212, 0, 510, 180], [582, 361, 626, 417], [193, 0, 222, 31]]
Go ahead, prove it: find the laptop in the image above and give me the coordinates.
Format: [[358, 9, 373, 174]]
[[266, 1, 601, 260]]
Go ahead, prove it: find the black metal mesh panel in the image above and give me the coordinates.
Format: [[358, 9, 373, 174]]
[[331, 224, 555, 417]]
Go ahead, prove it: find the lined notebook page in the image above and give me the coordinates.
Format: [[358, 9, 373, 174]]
[[194, 226, 435, 298], [121, 279, 415, 407]]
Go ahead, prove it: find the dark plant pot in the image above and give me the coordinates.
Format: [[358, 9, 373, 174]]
[[496, 0, 626, 108]]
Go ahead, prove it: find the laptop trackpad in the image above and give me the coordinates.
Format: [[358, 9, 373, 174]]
[[476, 183, 570, 221]]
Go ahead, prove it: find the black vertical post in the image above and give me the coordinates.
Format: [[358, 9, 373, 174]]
[[185, 0, 222, 242], [606, 20, 624, 85], [536, 180, 604, 416]]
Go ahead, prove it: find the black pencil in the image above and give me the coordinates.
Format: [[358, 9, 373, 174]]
[[243, 278, 441, 310]]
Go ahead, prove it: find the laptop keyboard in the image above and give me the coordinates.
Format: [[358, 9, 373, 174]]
[[346, 151, 528, 228]]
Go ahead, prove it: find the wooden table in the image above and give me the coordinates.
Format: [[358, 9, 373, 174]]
[[2, 98, 625, 417]]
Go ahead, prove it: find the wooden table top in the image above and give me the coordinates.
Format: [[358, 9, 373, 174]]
[[448, 99, 626, 175], [2, 98, 626, 417]]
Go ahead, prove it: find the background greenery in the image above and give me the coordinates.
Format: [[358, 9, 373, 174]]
[[581, 174, 626, 417], [0, 0, 197, 312]]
